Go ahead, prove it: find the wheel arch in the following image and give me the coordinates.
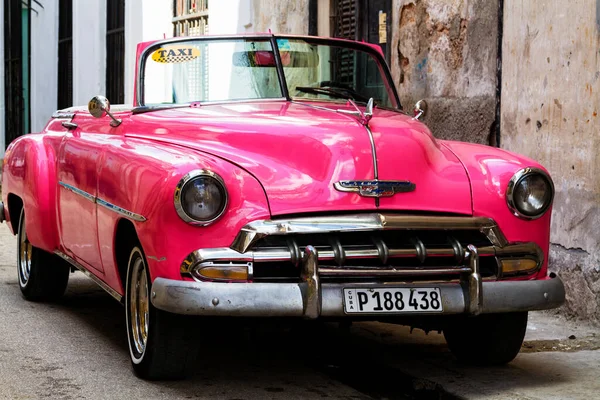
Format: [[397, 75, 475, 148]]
[[114, 218, 140, 294], [6, 193, 23, 234]]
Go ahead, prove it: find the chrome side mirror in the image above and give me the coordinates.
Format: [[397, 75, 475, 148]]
[[88, 95, 121, 127], [413, 99, 428, 121]]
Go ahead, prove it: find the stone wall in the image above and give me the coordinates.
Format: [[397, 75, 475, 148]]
[[252, 0, 309, 34], [501, 0, 600, 324], [390, 0, 499, 144]]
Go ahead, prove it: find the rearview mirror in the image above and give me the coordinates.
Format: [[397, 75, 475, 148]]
[[88, 95, 121, 127]]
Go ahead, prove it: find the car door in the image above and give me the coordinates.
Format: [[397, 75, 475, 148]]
[[56, 113, 113, 273]]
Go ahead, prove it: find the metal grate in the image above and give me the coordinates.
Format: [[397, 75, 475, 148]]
[[173, 0, 208, 37], [106, 0, 125, 104], [332, 0, 357, 86], [58, 0, 73, 110]]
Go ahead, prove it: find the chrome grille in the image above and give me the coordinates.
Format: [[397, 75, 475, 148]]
[[249, 230, 499, 282]]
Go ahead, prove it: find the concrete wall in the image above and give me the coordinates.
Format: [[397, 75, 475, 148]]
[[124, 0, 174, 105], [30, 1, 59, 133], [390, 0, 499, 144], [73, 0, 107, 107], [252, 0, 309, 34], [502, 0, 600, 324]]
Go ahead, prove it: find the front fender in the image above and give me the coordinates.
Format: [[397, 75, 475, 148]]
[[441, 141, 552, 278], [2, 131, 61, 251]]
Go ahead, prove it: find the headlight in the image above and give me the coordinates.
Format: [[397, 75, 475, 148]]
[[506, 167, 554, 220], [174, 170, 228, 225]]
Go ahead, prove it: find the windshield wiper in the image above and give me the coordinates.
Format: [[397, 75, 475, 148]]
[[295, 86, 371, 103], [132, 103, 196, 115]]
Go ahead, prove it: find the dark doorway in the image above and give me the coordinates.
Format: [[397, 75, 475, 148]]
[[58, 0, 73, 109], [4, 0, 30, 145], [106, 0, 125, 104], [332, 0, 393, 103]]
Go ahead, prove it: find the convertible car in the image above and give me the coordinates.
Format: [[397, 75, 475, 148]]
[[1, 34, 565, 379]]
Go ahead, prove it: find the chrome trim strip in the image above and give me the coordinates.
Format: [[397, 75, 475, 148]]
[[173, 169, 228, 226], [51, 112, 75, 119], [318, 267, 472, 277], [180, 243, 539, 276], [96, 198, 147, 222], [59, 182, 95, 202], [506, 167, 555, 220], [58, 181, 146, 222], [230, 214, 508, 253], [54, 250, 122, 302], [364, 125, 379, 180]]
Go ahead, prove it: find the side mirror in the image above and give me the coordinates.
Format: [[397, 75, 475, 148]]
[[413, 99, 428, 121], [88, 95, 121, 127]]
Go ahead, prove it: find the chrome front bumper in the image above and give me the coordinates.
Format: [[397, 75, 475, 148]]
[[152, 246, 565, 317]]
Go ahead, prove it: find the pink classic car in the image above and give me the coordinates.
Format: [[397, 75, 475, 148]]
[[1, 34, 564, 379]]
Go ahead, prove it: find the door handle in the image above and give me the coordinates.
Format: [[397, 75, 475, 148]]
[[61, 121, 78, 130]]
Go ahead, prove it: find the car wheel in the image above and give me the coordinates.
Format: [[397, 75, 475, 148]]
[[17, 209, 70, 301], [443, 312, 528, 366], [125, 245, 198, 380]]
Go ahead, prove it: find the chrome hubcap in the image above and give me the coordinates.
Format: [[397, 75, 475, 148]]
[[129, 255, 149, 357], [18, 215, 33, 287]]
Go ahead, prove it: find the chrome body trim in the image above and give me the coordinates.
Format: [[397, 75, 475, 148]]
[[54, 250, 122, 302], [51, 112, 75, 119], [59, 181, 95, 202], [150, 275, 566, 317], [173, 169, 228, 226], [364, 124, 379, 180], [96, 198, 147, 222], [0, 202, 5, 223], [506, 167, 555, 220], [58, 181, 146, 222], [230, 214, 509, 254]]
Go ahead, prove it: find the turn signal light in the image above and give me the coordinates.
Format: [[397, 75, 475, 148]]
[[500, 259, 539, 275], [196, 265, 249, 281]]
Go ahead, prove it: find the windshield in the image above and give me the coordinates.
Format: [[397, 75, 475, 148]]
[[140, 36, 397, 108]]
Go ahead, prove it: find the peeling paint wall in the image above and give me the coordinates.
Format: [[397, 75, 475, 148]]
[[502, 1, 600, 323], [252, 0, 309, 34], [391, 0, 499, 144]]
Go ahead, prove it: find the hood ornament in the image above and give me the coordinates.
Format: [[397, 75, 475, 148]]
[[337, 98, 374, 126], [334, 180, 416, 198]]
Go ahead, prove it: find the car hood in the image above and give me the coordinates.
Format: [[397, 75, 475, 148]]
[[126, 101, 472, 216]]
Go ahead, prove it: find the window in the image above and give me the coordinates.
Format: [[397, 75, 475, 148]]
[[173, 0, 208, 37]]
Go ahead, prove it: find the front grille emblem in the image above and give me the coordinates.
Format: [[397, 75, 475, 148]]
[[334, 180, 416, 198]]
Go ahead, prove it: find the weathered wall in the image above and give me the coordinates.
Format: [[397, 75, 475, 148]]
[[391, 0, 498, 144], [252, 0, 309, 34], [502, 1, 600, 323]]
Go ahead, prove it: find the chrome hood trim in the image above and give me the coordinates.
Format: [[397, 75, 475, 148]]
[[230, 213, 508, 254]]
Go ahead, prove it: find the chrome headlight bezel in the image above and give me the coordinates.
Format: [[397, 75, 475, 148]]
[[506, 167, 554, 220], [174, 169, 228, 226]]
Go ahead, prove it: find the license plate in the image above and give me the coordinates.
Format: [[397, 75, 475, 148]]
[[343, 288, 443, 314]]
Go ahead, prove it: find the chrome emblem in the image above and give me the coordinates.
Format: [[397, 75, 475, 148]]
[[334, 180, 416, 198]]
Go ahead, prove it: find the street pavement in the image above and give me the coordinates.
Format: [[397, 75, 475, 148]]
[[0, 222, 598, 400]]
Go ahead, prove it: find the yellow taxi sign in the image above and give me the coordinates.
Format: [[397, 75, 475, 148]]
[[151, 46, 201, 63]]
